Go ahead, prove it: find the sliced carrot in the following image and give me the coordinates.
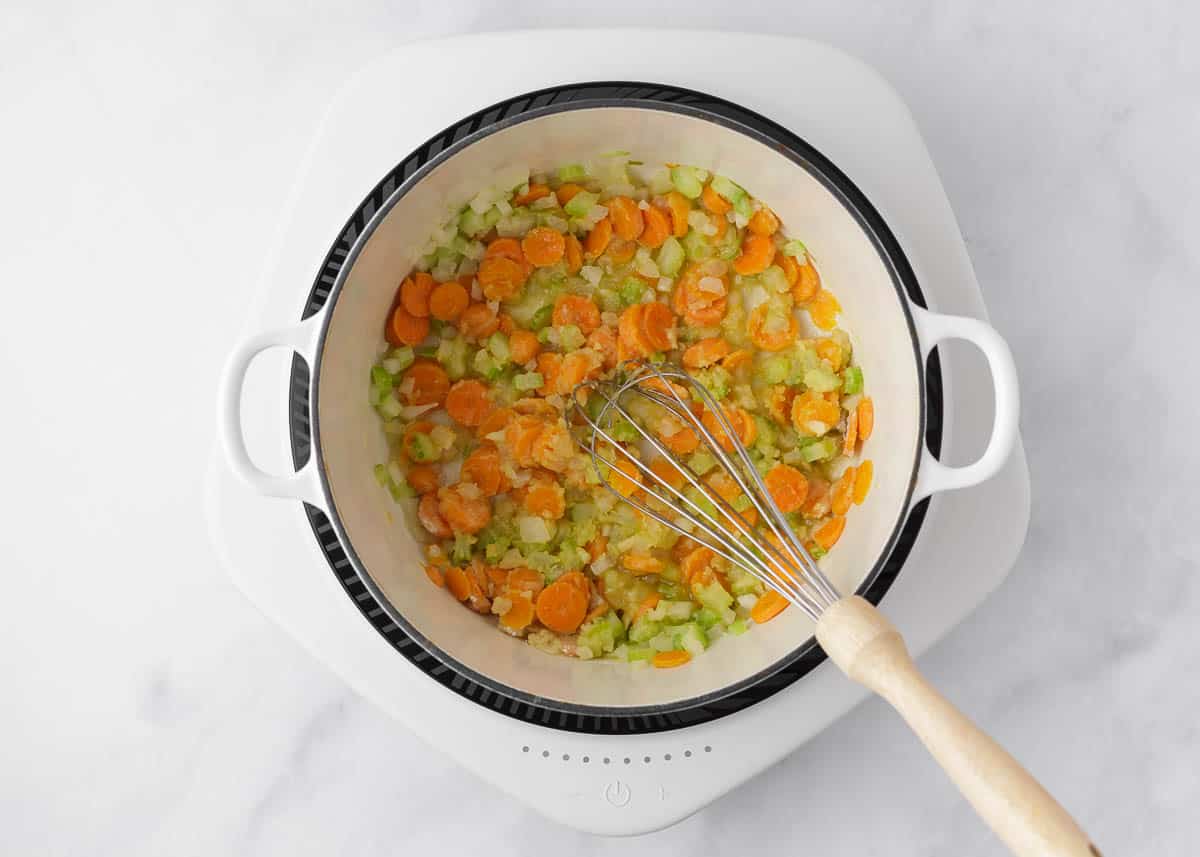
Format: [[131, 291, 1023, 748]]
[[808, 288, 841, 330], [652, 650, 692, 669], [639, 301, 676, 352], [445, 379, 492, 427], [617, 303, 652, 357], [700, 406, 755, 451], [536, 352, 562, 397], [418, 492, 452, 538], [461, 443, 508, 496], [552, 294, 601, 334], [747, 304, 797, 352], [764, 464, 810, 514], [563, 233, 583, 274], [497, 312, 516, 335], [401, 421, 435, 461], [586, 535, 608, 563], [512, 183, 550, 206], [747, 207, 780, 237], [733, 233, 777, 276], [458, 303, 500, 340], [400, 272, 435, 318], [680, 547, 713, 585], [406, 464, 440, 495], [853, 460, 873, 505], [402, 360, 450, 405], [558, 350, 601, 392], [660, 424, 700, 455], [523, 479, 566, 520], [606, 238, 636, 264], [779, 253, 801, 288], [801, 477, 831, 520], [681, 337, 730, 369], [584, 216, 613, 258], [521, 226, 566, 267], [648, 457, 686, 490], [701, 183, 731, 215], [813, 516, 846, 550], [751, 590, 789, 624], [722, 349, 752, 370], [485, 566, 508, 589], [476, 406, 514, 439], [386, 305, 430, 347], [477, 255, 528, 301], [555, 183, 584, 206], [608, 455, 641, 497], [842, 408, 859, 456], [484, 237, 525, 263], [831, 466, 857, 516], [585, 601, 611, 622], [665, 191, 691, 237], [505, 415, 545, 468], [507, 567, 545, 598], [535, 575, 589, 633], [586, 325, 618, 368], [499, 594, 536, 632], [705, 210, 729, 244], [623, 553, 664, 575], [683, 296, 726, 327], [790, 390, 840, 436], [424, 564, 446, 588], [814, 338, 844, 370], [633, 592, 661, 621], [508, 329, 540, 365], [429, 280, 469, 322], [639, 205, 671, 249], [607, 196, 644, 241], [437, 484, 492, 535], [857, 397, 874, 443], [793, 262, 821, 303], [445, 566, 471, 601]]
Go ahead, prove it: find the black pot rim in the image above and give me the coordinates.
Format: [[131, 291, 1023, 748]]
[[302, 82, 928, 725]]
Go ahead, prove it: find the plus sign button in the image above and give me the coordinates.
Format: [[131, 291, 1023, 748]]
[[603, 779, 631, 807]]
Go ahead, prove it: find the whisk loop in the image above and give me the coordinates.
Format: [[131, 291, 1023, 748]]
[[570, 360, 839, 621]]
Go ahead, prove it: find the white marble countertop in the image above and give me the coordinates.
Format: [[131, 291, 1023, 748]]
[[3, 2, 1197, 854]]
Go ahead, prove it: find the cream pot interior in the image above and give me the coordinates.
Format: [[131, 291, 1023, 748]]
[[313, 105, 923, 711]]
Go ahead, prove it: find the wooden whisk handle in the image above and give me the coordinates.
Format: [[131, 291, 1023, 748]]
[[816, 596, 1099, 857]]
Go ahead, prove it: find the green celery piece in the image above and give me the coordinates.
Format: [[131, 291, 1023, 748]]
[[669, 166, 703, 199]]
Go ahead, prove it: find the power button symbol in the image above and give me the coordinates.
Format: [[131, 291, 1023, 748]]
[[603, 779, 631, 807]]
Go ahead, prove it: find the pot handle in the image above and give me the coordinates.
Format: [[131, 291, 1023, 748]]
[[217, 316, 325, 507], [911, 307, 1019, 500]]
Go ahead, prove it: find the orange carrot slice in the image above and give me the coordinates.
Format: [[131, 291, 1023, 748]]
[[747, 207, 780, 236], [652, 650, 692, 668], [853, 459, 873, 505], [639, 301, 676, 352], [842, 409, 859, 456], [552, 294, 601, 334], [665, 191, 691, 237], [733, 233, 777, 276], [584, 216, 613, 258], [400, 272, 435, 318], [681, 337, 730, 369], [461, 443, 508, 496], [556, 183, 584, 206], [521, 226, 566, 267], [444, 379, 492, 427], [764, 464, 809, 514], [508, 329, 540, 365], [831, 466, 857, 516], [445, 566, 471, 601], [458, 303, 500, 340], [793, 262, 821, 303], [813, 516, 846, 550], [406, 464, 440, 495], [535, 575, 589, 633], [437, 484, 492, 535], [476, 406, 514, 439], [623, 553, 664, 575], [402, 360, 449, 405], [808, 288, 841, 330], [523, 479, 566, 520], [386, 305, 430, 347], [857, 397, 874, 443], [485, 237, 525, 263], [607, 196, 644, 241], [747, 304, 799, 352], [499, 594, 536, 632], [639, 205, 671, 249], [429, 280, 469, 322], [701, 184, 731, 215], [477, 255, 528, 301], [751, 590, 788, 624], [424, 564, 446, 588], [418, 493, 452, 538], [563, 233, 583, 274], [512, 183, 550, 206]]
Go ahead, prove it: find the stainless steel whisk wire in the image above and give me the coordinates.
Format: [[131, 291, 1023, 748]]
[[570, 360, 840, 620]]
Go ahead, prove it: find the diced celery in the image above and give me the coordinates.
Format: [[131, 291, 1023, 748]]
[[691, 366, 732, 400], [760, 356, 790, 385], [378, 395, 403, 419], [529, 304, 554, 331], [557, 324, 585, 351], [472, 348, 501, 380], [674, 623, 709, 656], [564, 190, 600, 217], [387, 479, 413, 502], [843, 365, 864, 395], [809, 544, 828, 560], [367, 385, 385, 407], [370, 365, 393, 390], [609, 418, 639, 443], [782, 239, 808, 258], [670, 166, 704, 199], [761, 265, 790, 295], [435, 337, 469, 380], [648, 630, 677, 652], [656, 236, 685, 277], [694, 607, 720, 629], [681, 229, 714, 261], [729, 618, 748, 636], [628, 616, 663, 644], [407, 432, 437, 462], [595, 288, 622, 314], [385, 346, 415, 372], [804, 365, 841, 393], [733, 195, 753, 220], [415, 345, 438, 358], [373, 463, 389, 488], [715, 226, 741, 261], [618, 278, 645, 307], [558, 163, 587, 182], [627, 646, 655, 662], [657, 581, 683, 600], [487, 332, 510, 364], [800, 436, 838, 462], [694, 579, 736, 624], [688, 450, 717, 476], [710, 175, 746, 205], [513, 371, 544, 391], [451, 533, 476, 565]]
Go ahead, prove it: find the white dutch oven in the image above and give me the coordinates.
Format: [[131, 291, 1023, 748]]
[[218, 90, 1018, 716]]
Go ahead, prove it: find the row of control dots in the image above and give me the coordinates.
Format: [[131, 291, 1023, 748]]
[[522, 745, 712, 764]]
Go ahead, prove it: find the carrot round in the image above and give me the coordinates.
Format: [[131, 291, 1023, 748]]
[[807, 288, 841, 330], [429, 280, 469, 322], [648, 457, 685, 490], [791, 390, 840, 435], [608, 456, 641, 497], [499, 594, 536, 633], [584, 217, 612, 258], [521, 227, 566, 267], [831, 466, 857, 516], [505, 415, 545, 468], [842, 408, 859, 456], [751, 590, 788, 624], [402, 360, 450, 405], [682, 337, 730, 369], [764, 464, 809, 514], [401, 421, 435, 461], [813, 515, 846, 550], [680, 547, 713, 585], [747, 304, 798, 352], [854, 459, 873, 505], [445, 566, 472, 601], [665, 191, 691, 237], [418, 493, 452, 538], [461, 443, 508, 496], [733, 233, 777, 275], [484, 237, 525, 263], [535, 352, 562, 397], [701, 184, 731, 215], [607, 196, 644, 241], [623, 553, 664, 575], [400, 272, 435, 318], [563, 233, 583, 273], [458, 303, 500, 340], [445, 379, 492, 427], [661, 425, 700, 455], [815, 338, 843, 369], [523, 479, 566, 520], [552, 294, 601, 334], [639, 301, 676, 352], [512, 183, 550, 206], [558, 350, 599, 390], [587, 325, 618, 368], [748, 206, 780, 236], [639, 205, 671, 249], [652, 650, 692, 669], [556, 183, 584, 206], [424, 564, 446, 588], [586, 535, 608, 563], [606, 238, 636, 264], [386, 305, 430, 347], [617, 303, 652, 357], [857, 397, 874, 442], [476, 406, 514, 439], [793, 262, 821, 303], [477, 255, 528, 301], [535, 575, 589, 634], [406, 464, 440, 495], [722, 349, 752, 370], [437, 483, 492, 535], [778, 253, 801, 288], [508, 329, 540, 365], [507, 567, 545, 598]]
